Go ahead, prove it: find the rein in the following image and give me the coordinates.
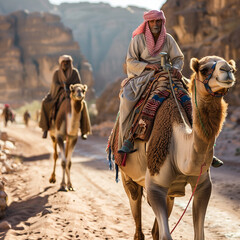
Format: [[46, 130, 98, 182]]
[[196, 62, 229, 97], [170, 162, 206, 234]]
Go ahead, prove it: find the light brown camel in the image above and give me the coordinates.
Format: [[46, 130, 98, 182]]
[[120, 56, 236, 240], [49, 83, 88, 191]]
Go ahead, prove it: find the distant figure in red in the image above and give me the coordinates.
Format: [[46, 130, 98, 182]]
[[2, 104, 14, 127]]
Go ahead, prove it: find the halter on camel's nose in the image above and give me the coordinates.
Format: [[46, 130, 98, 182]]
[[215, 60, 236, 85], [73, 88, 84, 100]]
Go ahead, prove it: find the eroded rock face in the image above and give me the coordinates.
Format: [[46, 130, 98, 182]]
[[0, 10, 94, 104], [162, 0, 240, 105], [55, 3, 144, 93], [95, 78, 122, 123], [0, 1, 144, 95]]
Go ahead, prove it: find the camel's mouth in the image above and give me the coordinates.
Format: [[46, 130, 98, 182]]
[[216, 78, 235, 87], [74, 96, 84, 101]]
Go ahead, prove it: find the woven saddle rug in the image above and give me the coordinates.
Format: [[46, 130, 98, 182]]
[[107, 74, 192, 167], [131, 75, 192, 142]]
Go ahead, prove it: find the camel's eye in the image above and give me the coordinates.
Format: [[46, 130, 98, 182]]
[[200, 67, 209, 76]]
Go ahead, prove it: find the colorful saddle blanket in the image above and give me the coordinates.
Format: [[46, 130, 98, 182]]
[[107, 76, 192, 168]]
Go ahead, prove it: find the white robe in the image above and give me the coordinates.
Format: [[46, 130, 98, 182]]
[[119, 33, 184, 147]]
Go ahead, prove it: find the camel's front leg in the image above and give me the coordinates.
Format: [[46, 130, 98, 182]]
[[57, 135, 67, 191], [146, 172, 172, 240], [191, 174, 212, 240], [121, 171, 144, 240], [65, 136, 77, 191], [49, 136, 58, 184], [152, 196, 175, 240]]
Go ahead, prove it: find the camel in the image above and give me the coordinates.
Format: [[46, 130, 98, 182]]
[[119, 56, 236, 240], [49, 83, 88, 191]]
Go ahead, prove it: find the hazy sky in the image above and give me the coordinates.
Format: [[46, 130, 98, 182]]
[[49, 0, 166, 10]]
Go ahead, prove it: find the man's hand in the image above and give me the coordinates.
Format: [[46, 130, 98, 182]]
[[171, 67, 182, 80], [145, 63, 161, 71]]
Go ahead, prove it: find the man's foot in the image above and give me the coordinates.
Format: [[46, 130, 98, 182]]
[[81, 134, 87, 140], [212, 156, 224, 168], [118, 139, 137, 154], [42, 130, 48, 139]]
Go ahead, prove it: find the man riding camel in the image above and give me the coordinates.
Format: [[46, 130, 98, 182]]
[[117, 10, 223, 167], [39, 55, 91, 139]]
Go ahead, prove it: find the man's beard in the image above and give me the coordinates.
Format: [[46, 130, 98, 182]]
[[151, 27, 161, 34]]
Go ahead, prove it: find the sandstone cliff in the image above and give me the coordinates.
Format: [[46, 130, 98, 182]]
[[0, 0, 239, 108], [162, 0, 240, 105], [0, 10, 94, 103], [0, 0, 146, 94], [96, 0, 240, 121], [55, 3, 145, 93]]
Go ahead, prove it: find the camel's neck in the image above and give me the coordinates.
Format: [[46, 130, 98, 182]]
[[176, 88, 227, 175], [66, 99, 83, 136]]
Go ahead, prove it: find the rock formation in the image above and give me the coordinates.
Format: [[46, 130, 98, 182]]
[[96, 0, 240, 122], [162, 0, 240, 105], [0, 10, 94, 104], [0, 0, 239, 109], [55, 3, 145, 93], [0, 0, 145, 94]]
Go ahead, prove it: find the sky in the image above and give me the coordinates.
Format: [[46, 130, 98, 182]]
[[49, 0, 166, 10]]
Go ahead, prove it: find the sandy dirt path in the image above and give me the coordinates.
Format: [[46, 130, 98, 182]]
[[0, 123, 239, 240]]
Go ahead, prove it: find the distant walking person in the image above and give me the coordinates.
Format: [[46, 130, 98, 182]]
[[2, 104, 14, 127], [23, 110, 31, 127], [39, 55, 91, 139]]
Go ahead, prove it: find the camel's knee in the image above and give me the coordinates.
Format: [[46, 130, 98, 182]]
[[125, 179, 141, 201], [194, 178, 212, 199], [54, 153, 58, 160], [122, 173, 141, 201], [61, 160, 66, 169], [67, 161, 72, 169]]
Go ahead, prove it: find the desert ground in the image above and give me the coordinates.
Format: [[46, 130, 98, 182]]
[[0, 119, 239, 240]]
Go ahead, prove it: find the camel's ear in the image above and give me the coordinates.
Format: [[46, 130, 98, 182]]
[[69, 84, 74, 91], [83, 84, 88, 91], [190, 58, 199, 73], [228, 59, 236, 72]]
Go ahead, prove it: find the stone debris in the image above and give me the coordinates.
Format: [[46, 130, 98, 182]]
[[0, 220, 11, 230], [0, 131, 22, 219]]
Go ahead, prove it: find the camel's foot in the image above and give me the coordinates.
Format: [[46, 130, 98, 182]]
[[134, 231, 144, 240], [68, 186, 75, 191], [49, 174, 56, 184], [58, 186, 68, 192]]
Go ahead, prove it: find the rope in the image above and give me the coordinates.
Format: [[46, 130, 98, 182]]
[[170, 162, 206, 234]]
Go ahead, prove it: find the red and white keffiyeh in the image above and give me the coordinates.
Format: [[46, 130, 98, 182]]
[[132, 10, 166, 57]]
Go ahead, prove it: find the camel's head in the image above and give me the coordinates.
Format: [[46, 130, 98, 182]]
[[190, 56, 236, 97], [69, 84, 88, 101]]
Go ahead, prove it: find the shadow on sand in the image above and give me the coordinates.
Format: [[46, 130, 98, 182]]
[[11, 153, 51, 162], [0, 186, 56, 238]]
